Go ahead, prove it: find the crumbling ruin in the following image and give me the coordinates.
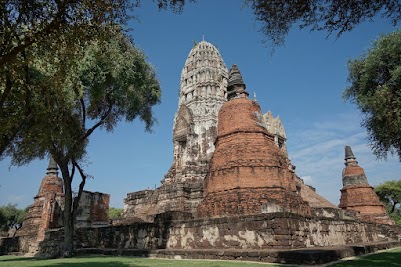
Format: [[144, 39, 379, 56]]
[[339, 145, 394, 225], [1, 41, 399, 264], [10, 157, 110, 254]]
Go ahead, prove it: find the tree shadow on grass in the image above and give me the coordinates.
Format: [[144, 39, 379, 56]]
[[45, 262, 139, 267], [331, 249, 401, 266], [0, 256, 145, 267]]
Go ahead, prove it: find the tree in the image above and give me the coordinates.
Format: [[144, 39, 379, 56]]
[[375, 180, 401, 214], [109, 207, 124, 221], [245, 0, 401, 48], [375, 180, 401, 225], [344, 30, 401, 160], [4, 25, 161, 256], [0, 0, 189, 158], [0, 204, 26, 234]]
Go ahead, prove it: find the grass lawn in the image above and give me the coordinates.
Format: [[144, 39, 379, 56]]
[[0, 255, 286, 267], [1, 248, 401, 267]]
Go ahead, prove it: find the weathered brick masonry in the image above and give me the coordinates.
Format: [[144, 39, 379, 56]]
[[198, 65, 311, 217], [339, 146, 394, 225]]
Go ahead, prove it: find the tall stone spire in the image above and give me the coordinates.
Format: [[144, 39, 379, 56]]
[[46, 156, 58, 176], [227, 64, 249, 100]]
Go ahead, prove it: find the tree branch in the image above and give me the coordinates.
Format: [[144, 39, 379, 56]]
[[79, 103, 113, 142], [80, 98, 86, 129], [0, 0, 72, 67], [71, 159, 86, 221]]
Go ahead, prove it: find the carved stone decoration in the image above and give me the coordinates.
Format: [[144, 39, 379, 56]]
[[123, 41, 229, 221]]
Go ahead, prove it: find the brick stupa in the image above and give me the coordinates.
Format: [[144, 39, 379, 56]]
[[197, 65, 311, 217], [339, 146, 394, 225], [17, 157, 64, 242]]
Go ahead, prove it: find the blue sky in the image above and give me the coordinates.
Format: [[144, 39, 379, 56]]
[[1, 0, 400, 209]]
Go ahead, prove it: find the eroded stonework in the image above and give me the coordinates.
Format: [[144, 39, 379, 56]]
[[17, 158, 64, 245], [197, 65, 311, 217], [123, 41, 229, 220]]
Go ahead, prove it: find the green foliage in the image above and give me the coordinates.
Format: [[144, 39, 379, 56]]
[[375, 179, 401, 214], [0, 0, 188, 158], [0, 203, 26, 233], [344, 30, 401, 160], [5, 25, 161, 166], [245, 0, 401, 48], [1, 24, 161, 255], [109, 207, 124, 220]]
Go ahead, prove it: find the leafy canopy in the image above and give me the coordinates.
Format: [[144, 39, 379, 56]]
[[4, 25, 161, 166], [109, 207, 124, 221], [245, 0, 401, 48], [344, 30, 401, 160], [375, 179, 401, 225], [0, 204, 26, 233]]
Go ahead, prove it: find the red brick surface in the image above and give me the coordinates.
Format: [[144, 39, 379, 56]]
[[198, 97, 311, 217], [340, 167, 394, 225]]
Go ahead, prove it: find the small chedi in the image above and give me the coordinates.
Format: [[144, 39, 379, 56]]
[[17, 157, 64, 242], [13, 157, 110, 254], [339, 146, 394, 225]]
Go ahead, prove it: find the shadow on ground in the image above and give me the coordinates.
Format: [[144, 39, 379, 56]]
[[330, 249, 401, 266]]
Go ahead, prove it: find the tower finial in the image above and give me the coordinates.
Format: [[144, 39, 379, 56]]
[[227, 64, 248, 100], [46, 155, 58, 176], [344, 145, 358, 166], [254, 92, 257, 102], [202, 33, 205, 41]]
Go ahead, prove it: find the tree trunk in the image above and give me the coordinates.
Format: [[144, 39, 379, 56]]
[[59, 163, 74, 257]]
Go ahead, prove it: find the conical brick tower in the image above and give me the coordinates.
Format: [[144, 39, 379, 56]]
[[339, 146, 394, 225], [17, 156, 64, 242], [197, 65, 311, 217]]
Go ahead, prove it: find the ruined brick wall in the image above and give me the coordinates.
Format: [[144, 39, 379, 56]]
[[28, 212, 400, 258], [76, 191, 110, 228], [8, 212, 399, 258], [165, 214, 401, 250], [198, 188, 310, 218]]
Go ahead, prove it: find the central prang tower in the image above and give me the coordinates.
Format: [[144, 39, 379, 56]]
[[123, 41, 229, 220], [168, 41, 228, 183]]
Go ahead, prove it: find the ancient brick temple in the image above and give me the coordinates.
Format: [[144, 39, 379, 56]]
[[2, 41, 400, 262], [123, 41, 292, 221], [339, 146, 394, 225], [197, 65, 311, 217], [122, 41, 393, 223]]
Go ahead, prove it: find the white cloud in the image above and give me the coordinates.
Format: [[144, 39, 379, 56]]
[[285, 112, 400, 205]]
